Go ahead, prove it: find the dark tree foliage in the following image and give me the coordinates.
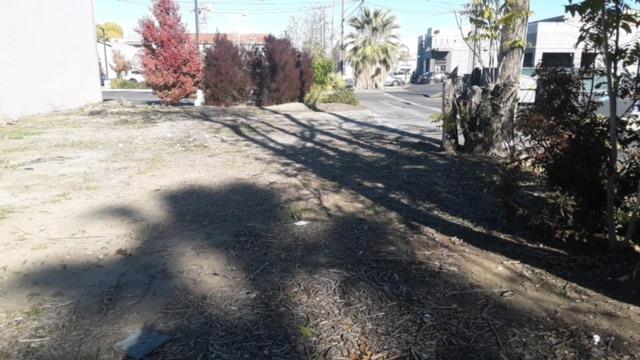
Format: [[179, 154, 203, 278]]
[[254, 35, 314, 106], [297, 52, 314, 102], [518, 68, 609, 241], [202, 34, 253, 106]]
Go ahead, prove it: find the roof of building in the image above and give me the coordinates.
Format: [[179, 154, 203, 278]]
[[188, 33, 269, 44], [529, 15, 571, 24]]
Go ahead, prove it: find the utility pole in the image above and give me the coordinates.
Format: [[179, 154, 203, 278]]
[[321, 7, 326, 54], [340, 0, 344, 75], [194, 0, 200, 52], [331, 0, 335, 52], [101, 28, 109, 79]]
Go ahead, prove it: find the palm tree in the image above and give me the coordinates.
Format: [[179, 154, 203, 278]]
[[346, 8, 399, 90]]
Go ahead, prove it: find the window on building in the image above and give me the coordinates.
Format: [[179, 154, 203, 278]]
[[580, 52, 597, 69], [434, 62, 446, 73], [523, 52, 534, 67], [541, 53, 574, 68]]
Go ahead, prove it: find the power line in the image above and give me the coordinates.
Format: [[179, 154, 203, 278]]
[[119, 0, 337, 7], [116, 0, 340, 14], [343, 0, 361, 20], [366, 1, 455, 15]]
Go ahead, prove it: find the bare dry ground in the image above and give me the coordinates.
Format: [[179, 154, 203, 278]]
[[0, 101, 639, 359]]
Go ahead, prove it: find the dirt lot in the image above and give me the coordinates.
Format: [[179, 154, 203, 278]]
[[0, 101, 639, 359]]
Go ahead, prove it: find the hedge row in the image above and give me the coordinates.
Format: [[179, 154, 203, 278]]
[[202, 35, 314, 106]]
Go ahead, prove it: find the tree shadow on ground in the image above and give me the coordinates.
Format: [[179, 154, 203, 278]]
[[4, 183, 603, 359], [191, 107, 640, 307], [3, 106, 638, 359]]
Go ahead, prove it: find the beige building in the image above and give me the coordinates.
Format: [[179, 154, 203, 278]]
[[0, 0, 102, 119]]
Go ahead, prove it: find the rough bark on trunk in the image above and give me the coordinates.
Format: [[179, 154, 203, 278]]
[[461, 85, 484, 151], [463, 84, 503, 153], [442, 78, 458, 152], [356, 66, 385, 90], [490, 0, 530, 156]]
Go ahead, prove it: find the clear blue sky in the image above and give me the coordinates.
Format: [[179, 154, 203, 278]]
[[95, 0, 566, 49]]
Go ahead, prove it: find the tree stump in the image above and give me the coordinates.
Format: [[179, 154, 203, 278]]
[[441, 78, 459, 153]]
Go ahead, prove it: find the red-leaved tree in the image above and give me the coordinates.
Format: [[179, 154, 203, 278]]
[[137, 0, 201, 105], [203, 34, 253, 106]]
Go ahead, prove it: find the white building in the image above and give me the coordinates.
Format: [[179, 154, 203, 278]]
[[97, 37, 144, 80], [416, 14, 640, 79], [416, 27, 491, 77], [524, 15, 591, 69], [525, 14, 639, 70], [0, 0, 102, 119]]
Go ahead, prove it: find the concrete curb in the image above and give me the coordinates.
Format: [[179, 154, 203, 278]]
[[102, 88, 152, 93]]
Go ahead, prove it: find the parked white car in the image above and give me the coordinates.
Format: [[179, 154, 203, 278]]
[[126, 70, 145, 83], [622, 102, 640, 131], [384, 74, 405, 87]]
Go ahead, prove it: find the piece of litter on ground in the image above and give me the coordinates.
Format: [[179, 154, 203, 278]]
[[500, 290, 515, 298], [593, 334, 601, 345], [114, 329, 171, 360], [294, 220, 309, 226]]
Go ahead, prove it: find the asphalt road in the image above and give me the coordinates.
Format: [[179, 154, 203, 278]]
[[103, 84, 443, 108], [102, 89, 160, 104], [102, 84, 443, 138], [354, 83, 443, 139], [373, 83, 443, 107]]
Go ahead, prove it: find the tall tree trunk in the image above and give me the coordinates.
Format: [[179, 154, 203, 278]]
[[442, 78, 459, 152], [602, 2, 619, 250], [489, 0, 530, 156]]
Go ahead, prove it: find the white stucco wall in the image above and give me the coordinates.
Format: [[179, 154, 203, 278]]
[[534, 21, 583, 67], [0, 0, 102, 119], [427, 27, 491, 75]]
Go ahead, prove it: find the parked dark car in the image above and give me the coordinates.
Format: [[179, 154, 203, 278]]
[[418, 72, 451, 84], [410, 71, 419, 84], [418, 73, 432, 84]]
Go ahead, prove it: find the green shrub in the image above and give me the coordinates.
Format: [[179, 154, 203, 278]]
[[323, 88, 359, 106], [517, 67, 615, 245], [327, 73, 346, 89], [313, 57, 334, 87], [304, 71, 358, 106], [304, 84, 325, 104], [110, 79, 148, 89]]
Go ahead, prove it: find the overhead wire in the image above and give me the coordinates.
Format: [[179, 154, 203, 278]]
[[117, 0, 342, 14]]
